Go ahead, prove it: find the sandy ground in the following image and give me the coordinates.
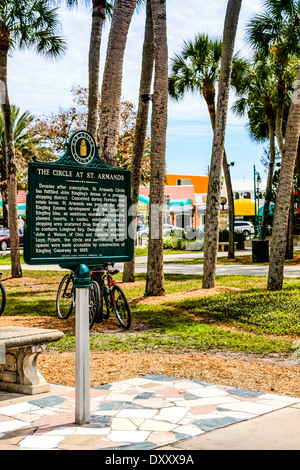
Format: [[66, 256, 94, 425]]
[[1, 282, 299, 399]]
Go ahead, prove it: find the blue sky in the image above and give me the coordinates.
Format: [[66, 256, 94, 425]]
[[7, 0, 268, 181]]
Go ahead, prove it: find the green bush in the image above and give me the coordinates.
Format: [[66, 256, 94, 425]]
[[163, 236, 186, 250], [219, 230, 245, 249]]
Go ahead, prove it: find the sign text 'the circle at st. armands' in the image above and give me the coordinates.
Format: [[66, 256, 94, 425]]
[[24, 130, 134, 269]]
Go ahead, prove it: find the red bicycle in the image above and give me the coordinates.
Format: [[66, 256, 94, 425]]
[[101, 263, 131, 330]]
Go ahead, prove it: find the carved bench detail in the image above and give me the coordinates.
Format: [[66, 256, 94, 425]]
[[0, 327, 64, 395]]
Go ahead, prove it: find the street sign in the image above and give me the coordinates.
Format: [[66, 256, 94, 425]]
[[24, 130, 134, 269]]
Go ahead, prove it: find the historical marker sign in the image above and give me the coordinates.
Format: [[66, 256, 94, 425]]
[[24, 130, 134, 269]]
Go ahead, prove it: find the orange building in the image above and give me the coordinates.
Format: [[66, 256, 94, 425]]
[[165, 175, 209, 194], [165, 175, 209, 228], [138, 174, 209, 229]]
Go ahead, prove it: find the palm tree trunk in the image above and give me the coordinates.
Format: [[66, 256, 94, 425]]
[[204, 89, 235, 258], [268, 66, 300, 290], [0, 47, 22, 278], [296, 139, 300, 210], [145, 0, 168, 296], [87, 0, 106, 140], [274, 77, 294, 258], [0, 180, 8, 228], [275, 77, 286, 158], [202, 0, 242, 289], [223, 150, 235, 258], [99, 0, 137, 166], [285, 189, 294, 259], [260, 109, 276, 239], [122, 0, 154, 282]]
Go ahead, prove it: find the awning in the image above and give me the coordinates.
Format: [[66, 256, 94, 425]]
[[138, 194, 149, 205], [234, 199, 256, 216], [18, 203, 26, 216], [168, 198, 192, 212], [169, 198, 191, 206], [167, 205, 192, 213], [258, 203, 275, 216], [0, 200, 26, 217]]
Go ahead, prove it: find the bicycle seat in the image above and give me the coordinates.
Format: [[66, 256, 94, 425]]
[[110, 269, 119, 275]]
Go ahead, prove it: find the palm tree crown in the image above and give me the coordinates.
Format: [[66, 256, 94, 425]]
[[0, 0, 67, 57], [246, 0, 300, 58]]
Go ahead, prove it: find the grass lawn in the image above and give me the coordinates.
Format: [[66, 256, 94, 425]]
[[0, 253, 25, 264], [1, 269, 299, 359]]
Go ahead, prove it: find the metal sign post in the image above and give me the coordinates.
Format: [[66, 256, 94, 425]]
[[24, 130, 134, 426], [74, 265, 91, 425]]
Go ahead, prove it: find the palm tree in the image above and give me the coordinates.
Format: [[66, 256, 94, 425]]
[[232, 55, 278, 239], [99, 0, 138, 167], [202, 0, 242, 289], [0, 0, 66, 278], [246, 0, 300, 288], [0, 105, 51, 226], [246, 0, 300, 159], [246, 0, 300, 258], [122, 0, 154, 283], [144, 0, 168, 296], [168, 34, 246, 259], [55, 0, 113, 140], [268, 67, 300, 289]]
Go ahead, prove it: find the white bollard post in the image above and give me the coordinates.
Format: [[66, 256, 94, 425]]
[[74, 265, 91, 425]]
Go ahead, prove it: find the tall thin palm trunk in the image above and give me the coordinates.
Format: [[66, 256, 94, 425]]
[[268, 66, 300, 290], [204, 87, 235, 258], [0, 44, 22, 278], [260, 96, 276, 239], [202, 0, 242, 289], [275, 77, 286, 158], [223, 150, 235, 258], [99, 0, 137, 166], [145, 0, 168, 296], [87, 0, 106, 140], [123, 0, 154, 282], [273, 77, 294, 258]]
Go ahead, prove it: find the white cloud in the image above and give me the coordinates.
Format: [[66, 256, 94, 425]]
[[5, 0, 266, 178], [7, 0, 263, 116]]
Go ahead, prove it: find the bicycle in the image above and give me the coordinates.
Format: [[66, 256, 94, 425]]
[[100, 263, 131, 330], [56, 271, 100, 330], [0, 273, 6, 316]]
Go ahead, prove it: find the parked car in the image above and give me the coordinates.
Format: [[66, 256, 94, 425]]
[[227, 220, 254, 237], [0, 228, 24, 251], [136, 226, 149, 238], [184, 225, 205, 240], [136, 224, 184, 239], [162, 224, 184, 237]]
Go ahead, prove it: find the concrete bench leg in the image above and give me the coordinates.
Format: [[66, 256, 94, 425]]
[[0, 344, 49, 395]]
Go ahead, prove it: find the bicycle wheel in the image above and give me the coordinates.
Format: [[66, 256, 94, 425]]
[[112, 285, 131, 329], [0, 281, 6, 316], [56, 274, 75, 319], [89, 280, 100, 330]]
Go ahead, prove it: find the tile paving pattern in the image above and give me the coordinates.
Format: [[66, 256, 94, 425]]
[[0, 375, 299, 450]]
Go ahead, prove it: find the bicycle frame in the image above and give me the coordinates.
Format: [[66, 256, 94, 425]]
[[63, 272, 74, 300], [63, 271, 98, 298], [102, 271, 117, 309]]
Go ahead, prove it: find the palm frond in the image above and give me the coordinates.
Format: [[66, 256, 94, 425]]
[[2, 0, 67, 57]]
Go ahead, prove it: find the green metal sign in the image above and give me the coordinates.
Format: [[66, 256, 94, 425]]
[[24, 130, 134, 269]]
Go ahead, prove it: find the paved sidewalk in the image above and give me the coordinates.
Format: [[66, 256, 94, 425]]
[[0, 376, 299, 450], [0, 247, 299, 277]]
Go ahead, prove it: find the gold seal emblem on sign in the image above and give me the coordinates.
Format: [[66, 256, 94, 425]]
[[80, 139, 87, 157]]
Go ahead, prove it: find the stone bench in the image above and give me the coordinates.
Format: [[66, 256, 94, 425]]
[[218, 241, 238, 252], [0, 327, 64, 395]]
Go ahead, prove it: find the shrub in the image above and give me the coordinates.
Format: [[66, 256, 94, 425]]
[[219, 230, 245, 249]]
